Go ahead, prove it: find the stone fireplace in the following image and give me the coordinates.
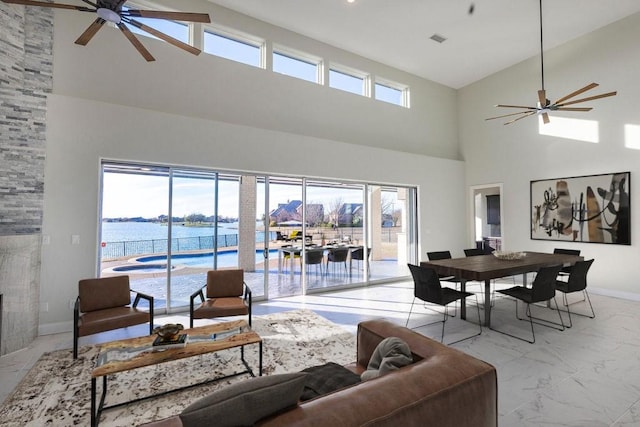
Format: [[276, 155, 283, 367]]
[[0, 5, 53, 355]]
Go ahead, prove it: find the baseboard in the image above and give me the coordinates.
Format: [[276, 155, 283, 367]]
[[589, 287, 640, 302], [38, 321, 73, 336]]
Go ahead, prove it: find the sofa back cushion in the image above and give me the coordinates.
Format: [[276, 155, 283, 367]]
[[78, 276, 131, 313], [179, 373, 307, 427]]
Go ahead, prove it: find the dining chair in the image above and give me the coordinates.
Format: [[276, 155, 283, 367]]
[[463, 248, 486, 257], [349, 247, 371, 277], [554, 259, 595, 327], [282, 247, 302, 273], [426, 251, 462, 287], [326, 247, 349, 276], [491, 264, 564, 343], [406, 264, 482, 345], [553, 248, 581, 280], [304, 248, 325, 276]]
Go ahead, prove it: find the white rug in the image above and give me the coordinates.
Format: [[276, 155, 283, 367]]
[[0, 310, 356, 427]]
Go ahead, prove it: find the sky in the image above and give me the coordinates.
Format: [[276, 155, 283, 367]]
[[101, 173, 378, 219]]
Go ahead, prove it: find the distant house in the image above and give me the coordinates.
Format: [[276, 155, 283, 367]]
[[269, 200, 302, 225], [269, 200, 325, 226], [338, 203, 363, 226]]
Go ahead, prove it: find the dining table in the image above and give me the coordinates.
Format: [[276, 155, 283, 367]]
[[420, 251, 583, 327]]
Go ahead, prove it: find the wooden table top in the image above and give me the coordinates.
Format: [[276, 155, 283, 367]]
[[421, 251, 583, 282], [92, 320, 260, 378]]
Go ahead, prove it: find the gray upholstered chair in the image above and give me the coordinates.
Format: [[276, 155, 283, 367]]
[[190, 269, 252, 328], [74, 275, 154, 359]]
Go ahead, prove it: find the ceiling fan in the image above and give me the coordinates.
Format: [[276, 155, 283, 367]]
[[486, 0, 616, 125], [1, 0, 211, 62]]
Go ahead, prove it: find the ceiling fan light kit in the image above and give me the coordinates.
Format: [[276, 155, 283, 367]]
[[486, 0, 616, 125], [1, 0, 211, 62]]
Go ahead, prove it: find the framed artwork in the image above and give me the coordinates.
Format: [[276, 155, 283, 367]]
[[530, 172, 630, 245]]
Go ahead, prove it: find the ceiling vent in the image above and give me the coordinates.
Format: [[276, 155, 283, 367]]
[[429, 33, 447, 44]]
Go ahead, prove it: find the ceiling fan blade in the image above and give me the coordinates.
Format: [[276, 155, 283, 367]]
[[118, 22, 155, 62], [75, 18, 105, 46], [552, 83, 598, 105], [555, 107, 593, 112], [123, 17, 201, 55], [556, 91, 617, 107], [495, 104, 537, 110], [124, 10, 211, 23], [2, 0, 94, 11], [537, 89, 547, 107], [486, 111, 534, 121], [541, 112, 550, 124], [504, 111, 536, 125]]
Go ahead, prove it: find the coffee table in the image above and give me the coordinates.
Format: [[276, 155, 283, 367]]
[[90, 319, 262, 426]]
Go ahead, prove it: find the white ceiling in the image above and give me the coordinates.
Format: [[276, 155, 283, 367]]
[[207, 0, 640, 89]]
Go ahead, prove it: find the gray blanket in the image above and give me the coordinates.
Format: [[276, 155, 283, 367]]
[[361, 337, 413, 381]]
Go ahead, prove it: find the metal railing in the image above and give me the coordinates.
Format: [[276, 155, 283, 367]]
[[101, 234, 241, 260]]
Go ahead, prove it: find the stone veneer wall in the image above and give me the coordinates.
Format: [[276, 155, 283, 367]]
[[0, 5, 53, 355]]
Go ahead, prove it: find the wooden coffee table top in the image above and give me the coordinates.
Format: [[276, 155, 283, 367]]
[[92, 320, 260, 378]]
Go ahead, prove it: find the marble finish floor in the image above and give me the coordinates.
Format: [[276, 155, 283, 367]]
[[2, 280, 639, 426]]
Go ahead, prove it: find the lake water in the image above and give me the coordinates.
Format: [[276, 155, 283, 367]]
[[100, 222, 274, 259], [101, 222, 271, 243]]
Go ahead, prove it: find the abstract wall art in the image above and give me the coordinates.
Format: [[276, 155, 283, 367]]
[[530, 172, 630, 244]]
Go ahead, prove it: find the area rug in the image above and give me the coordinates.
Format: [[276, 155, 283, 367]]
[[0, 309, 356, 427]]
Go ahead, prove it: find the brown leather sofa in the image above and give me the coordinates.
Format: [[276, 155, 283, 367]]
[[143, 319, 497, 426]]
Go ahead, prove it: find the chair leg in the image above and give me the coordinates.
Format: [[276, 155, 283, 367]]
[[489, 299, 537, 344], [525, 298, 565, 331], [405, 298, 416, 327], [73, 328, 79, 359], [445, 295, 483, 345], [554, 290, 596, 326]]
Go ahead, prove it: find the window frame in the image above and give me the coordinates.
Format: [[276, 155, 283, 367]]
[[203, 24, 266, 69], [374, 77, 410, 108], [328, 63, 371, 97], [272, 44, 323, 84]]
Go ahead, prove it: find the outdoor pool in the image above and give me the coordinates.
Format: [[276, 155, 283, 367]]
[[135, 249, 277, 268], [112, 264, 176, 273]]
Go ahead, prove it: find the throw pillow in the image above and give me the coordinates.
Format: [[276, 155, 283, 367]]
[[179, 372, 307, 427], [361, 337, 413, 381], [300, 362, 361, 401]]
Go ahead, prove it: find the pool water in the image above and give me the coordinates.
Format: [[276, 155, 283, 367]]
[[135, 249, 276, 268]]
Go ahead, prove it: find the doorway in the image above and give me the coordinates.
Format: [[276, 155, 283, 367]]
[[469, 183, 504, 251]]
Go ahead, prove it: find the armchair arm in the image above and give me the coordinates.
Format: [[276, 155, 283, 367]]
[[131, 290, 154, 310], [242, 282, 252, 303], [243, 282, 252, 327], [131, 290, 154, 335], [189, 284, 207, 328]]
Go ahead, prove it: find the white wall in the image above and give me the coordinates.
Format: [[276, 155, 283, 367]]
[[37, 2, 469, 333], [459, 12, 640, 297], [39, 95, 465, 332]]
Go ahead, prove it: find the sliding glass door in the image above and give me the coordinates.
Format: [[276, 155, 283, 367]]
[[99, 161, 418, 312]]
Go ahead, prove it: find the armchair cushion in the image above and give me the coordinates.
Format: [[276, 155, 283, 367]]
[[206, 269, 244, 298], [78, 306, 151, 337], [179, 373, 307, 427], [78, 276, 131, 312]]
